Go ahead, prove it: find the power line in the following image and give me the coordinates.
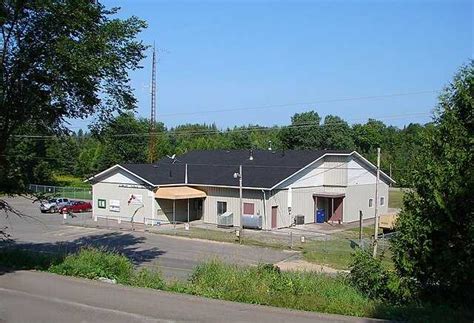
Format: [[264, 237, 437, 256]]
[[10, 111, 431, 141], [62, 89, 438, 128], [156, 90, 439, 118]]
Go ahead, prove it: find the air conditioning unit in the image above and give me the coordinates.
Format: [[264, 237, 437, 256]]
[[295, 215, 305, 225], [217, 211, 233, 227]]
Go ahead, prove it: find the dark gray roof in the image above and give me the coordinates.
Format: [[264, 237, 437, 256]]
[[121, 149, 351, 189]]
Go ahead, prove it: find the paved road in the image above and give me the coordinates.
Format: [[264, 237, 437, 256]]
[[0, 270, 381, 323], [0, 197, 294, 280]]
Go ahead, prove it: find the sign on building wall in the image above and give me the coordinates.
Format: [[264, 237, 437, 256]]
[[110, 199, 120, 212], [128, 194, 143, 205]]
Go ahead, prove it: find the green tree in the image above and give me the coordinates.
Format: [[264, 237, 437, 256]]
[[0, 0, 147, 192], [353, 119, 386, 155], [321, 115, 355, 150], [94, 113, 148, 168], [391, 62, 474, 304], [279, 111, 323, 149]]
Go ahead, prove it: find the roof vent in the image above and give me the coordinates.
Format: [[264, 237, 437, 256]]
[[249, 149, 254, 161]]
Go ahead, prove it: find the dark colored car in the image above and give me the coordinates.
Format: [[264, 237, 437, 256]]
[[60, 201, 92, 214]]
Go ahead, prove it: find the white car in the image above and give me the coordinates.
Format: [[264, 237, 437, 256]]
[[40, 198, 70, 213]]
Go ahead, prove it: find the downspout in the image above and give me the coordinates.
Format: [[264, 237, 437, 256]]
[[261, 189, 267, 230]]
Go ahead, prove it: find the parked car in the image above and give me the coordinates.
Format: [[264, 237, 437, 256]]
[[60, 200, 92, 214], [40, 198, 70, 213]]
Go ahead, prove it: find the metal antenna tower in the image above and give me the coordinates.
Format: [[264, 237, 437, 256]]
[[148, 44, 157, 163]]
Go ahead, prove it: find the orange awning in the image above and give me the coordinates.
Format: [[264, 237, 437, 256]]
[[155, 186, 206, 200]]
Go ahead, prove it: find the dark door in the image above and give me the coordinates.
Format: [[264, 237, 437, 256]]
[[271, 206, 278, 229], [329, 198, 343, 222]]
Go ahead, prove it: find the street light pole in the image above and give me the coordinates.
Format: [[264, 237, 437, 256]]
[[234, 165, 243, 243]]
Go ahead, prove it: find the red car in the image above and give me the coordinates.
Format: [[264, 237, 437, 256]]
[[60, 201, 92, 213]]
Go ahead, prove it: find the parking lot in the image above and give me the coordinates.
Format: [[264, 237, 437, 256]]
[[0, 196, 294, 280]]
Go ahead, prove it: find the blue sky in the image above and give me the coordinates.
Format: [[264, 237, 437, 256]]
[[77, 0, 472, 130]]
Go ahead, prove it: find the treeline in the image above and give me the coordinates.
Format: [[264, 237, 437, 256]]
[[6, 111, 430, 188]]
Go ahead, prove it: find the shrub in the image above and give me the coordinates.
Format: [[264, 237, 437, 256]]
[[49, 247, 133, 284], [350, 249, 412, 303], [131, 268, 165, 289]]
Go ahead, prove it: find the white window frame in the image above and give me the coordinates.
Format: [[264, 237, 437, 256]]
[[380, 196, 385, 206], [368, 198, 374, 208], [98, 199, 106, 209]]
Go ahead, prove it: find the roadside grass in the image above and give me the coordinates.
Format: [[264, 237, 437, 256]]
[[388, 189, 404, 209], [183, 260, 375, 317], [49, 248, 134, 284], [0, 247, 469, 321]]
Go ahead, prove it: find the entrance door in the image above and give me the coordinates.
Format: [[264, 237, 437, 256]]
[[271, 206, 278, 229], [329, 198, 343, 222]]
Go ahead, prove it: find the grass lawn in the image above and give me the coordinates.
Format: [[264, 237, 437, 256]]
[[301, 226, 393, 270], [388, 189, 404, 208], [157, 227, 289, 250], [53, 174, 90, 188]]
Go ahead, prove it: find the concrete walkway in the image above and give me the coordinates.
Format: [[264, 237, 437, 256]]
[[275, 258, 349, 275], [0, 270, 384, 323]]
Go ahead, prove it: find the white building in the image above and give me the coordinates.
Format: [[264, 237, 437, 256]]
[[87, 150, 394, 230]]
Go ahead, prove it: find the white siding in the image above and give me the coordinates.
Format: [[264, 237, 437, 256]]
[[100, 169, 142, 184], [323, 155, 348, 186], [276, 159, 324, 189], [92, 182, 154, 223], [198, 186, 264, 227], [347, 157, 378, 185], [344, 183, 389, 222]]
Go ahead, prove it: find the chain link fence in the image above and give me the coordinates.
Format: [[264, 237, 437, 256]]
[[61, 210, 393, 271], [29, 184, 92, 200]]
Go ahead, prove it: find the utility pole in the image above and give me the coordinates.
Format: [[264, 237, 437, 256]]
[[234, 165, 243, 243], [373, 147, 381, 258], [147, 43, 157, 163]]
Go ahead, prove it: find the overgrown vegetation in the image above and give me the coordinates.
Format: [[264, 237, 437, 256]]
[[186, 261, 373, 317], [52, 175, 91, 188], [391, 61, 473, 306], [347, 62, 474, 321], [49, 248, 135, 284], [350, 249, 411, 303], [0, 247, 469, 321]]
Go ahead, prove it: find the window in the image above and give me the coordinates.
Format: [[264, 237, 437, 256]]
[[368, 198, 374, 208], [380, 196, 385, 206], [217, 201, 227, 215], [98, 199, 106, 209], [243, 202, 255, 215]]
